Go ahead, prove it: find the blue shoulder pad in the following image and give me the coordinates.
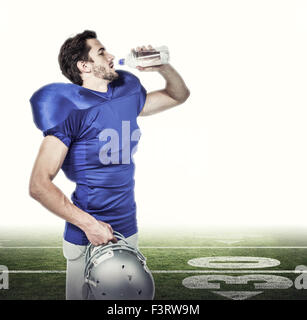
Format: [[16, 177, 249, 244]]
[[30, 82, 109, 132], [30, 71, 142, 132], [30, 83, 81, 132], [113, 70, 141, 96]]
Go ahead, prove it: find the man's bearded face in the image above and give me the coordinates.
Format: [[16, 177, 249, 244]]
[[86, 38, 119, 82], [92, 64, 119, 81]]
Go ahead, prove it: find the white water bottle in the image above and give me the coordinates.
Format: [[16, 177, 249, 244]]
[[118, 46, 169, 68]]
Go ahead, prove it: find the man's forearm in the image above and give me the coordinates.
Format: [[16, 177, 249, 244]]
[[158, 64, 190, 102], [30, 179, 95, 232]]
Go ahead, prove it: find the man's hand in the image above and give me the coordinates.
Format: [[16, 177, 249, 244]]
[[132, 45, 167, 72], [136, 64, 169, 72], [83, 220, 118, 246]]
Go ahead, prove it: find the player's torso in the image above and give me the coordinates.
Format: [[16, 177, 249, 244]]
[[62, 93, 141, 185]]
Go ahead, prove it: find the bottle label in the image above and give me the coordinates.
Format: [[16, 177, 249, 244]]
[[133, 49, 163, 67], [135, 50, 160, 58]]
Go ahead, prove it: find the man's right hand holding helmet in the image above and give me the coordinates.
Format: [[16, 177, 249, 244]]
[[84, 219, 118, 246]]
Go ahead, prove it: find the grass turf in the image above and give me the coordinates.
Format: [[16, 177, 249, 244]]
[[0, 226, 307, 300]]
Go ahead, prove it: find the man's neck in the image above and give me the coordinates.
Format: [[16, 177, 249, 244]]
[[82, 78, 110, 93]]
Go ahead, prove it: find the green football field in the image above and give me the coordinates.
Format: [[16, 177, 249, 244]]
[[0, 226, 307, 300]]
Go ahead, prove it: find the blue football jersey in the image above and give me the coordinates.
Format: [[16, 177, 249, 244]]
[[30, 70, 147, 244]]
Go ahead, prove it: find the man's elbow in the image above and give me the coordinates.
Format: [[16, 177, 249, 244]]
[[29, 177, 48, 200], [177, 88, 190, 104], [29, 181, 41, 200], [183, 88, 190, 102]]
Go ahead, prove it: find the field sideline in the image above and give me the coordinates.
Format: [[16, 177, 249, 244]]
[[0, 226, 307, 300]]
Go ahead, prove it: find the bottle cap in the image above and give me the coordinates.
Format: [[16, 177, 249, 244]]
[[118, 58, 125, 65]]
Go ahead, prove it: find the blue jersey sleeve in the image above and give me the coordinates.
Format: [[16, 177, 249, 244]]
[[137, 83, 147, 116], [43, 109, 84, 148]]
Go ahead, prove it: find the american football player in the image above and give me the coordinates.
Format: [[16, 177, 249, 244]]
[[29, 30, 189, 300]]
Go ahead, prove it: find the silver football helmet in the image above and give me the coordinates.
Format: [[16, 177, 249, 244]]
[[83, 231, 155, 300]]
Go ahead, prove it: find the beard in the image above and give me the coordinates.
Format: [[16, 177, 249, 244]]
[[92, 65, 119, 81]]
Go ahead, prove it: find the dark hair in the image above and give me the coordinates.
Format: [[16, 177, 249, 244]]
[[58, 30, 97, 85]]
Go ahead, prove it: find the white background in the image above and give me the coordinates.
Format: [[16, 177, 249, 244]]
[[0, 0, 307, 229]]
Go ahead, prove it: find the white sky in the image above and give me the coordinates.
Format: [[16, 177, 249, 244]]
[[0, 0, 307, 229]]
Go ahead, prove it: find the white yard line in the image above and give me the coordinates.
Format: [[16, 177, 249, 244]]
[[140, 246, 307, 249], [1, 246, 307, 249], [1, 270, 66, 274], [0, 246, 62, 249], [2, 270, 307, 274], [152, 270, 307, 274]]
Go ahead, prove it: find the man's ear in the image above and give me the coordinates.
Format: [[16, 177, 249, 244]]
[[77, 60, 91, 73]]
